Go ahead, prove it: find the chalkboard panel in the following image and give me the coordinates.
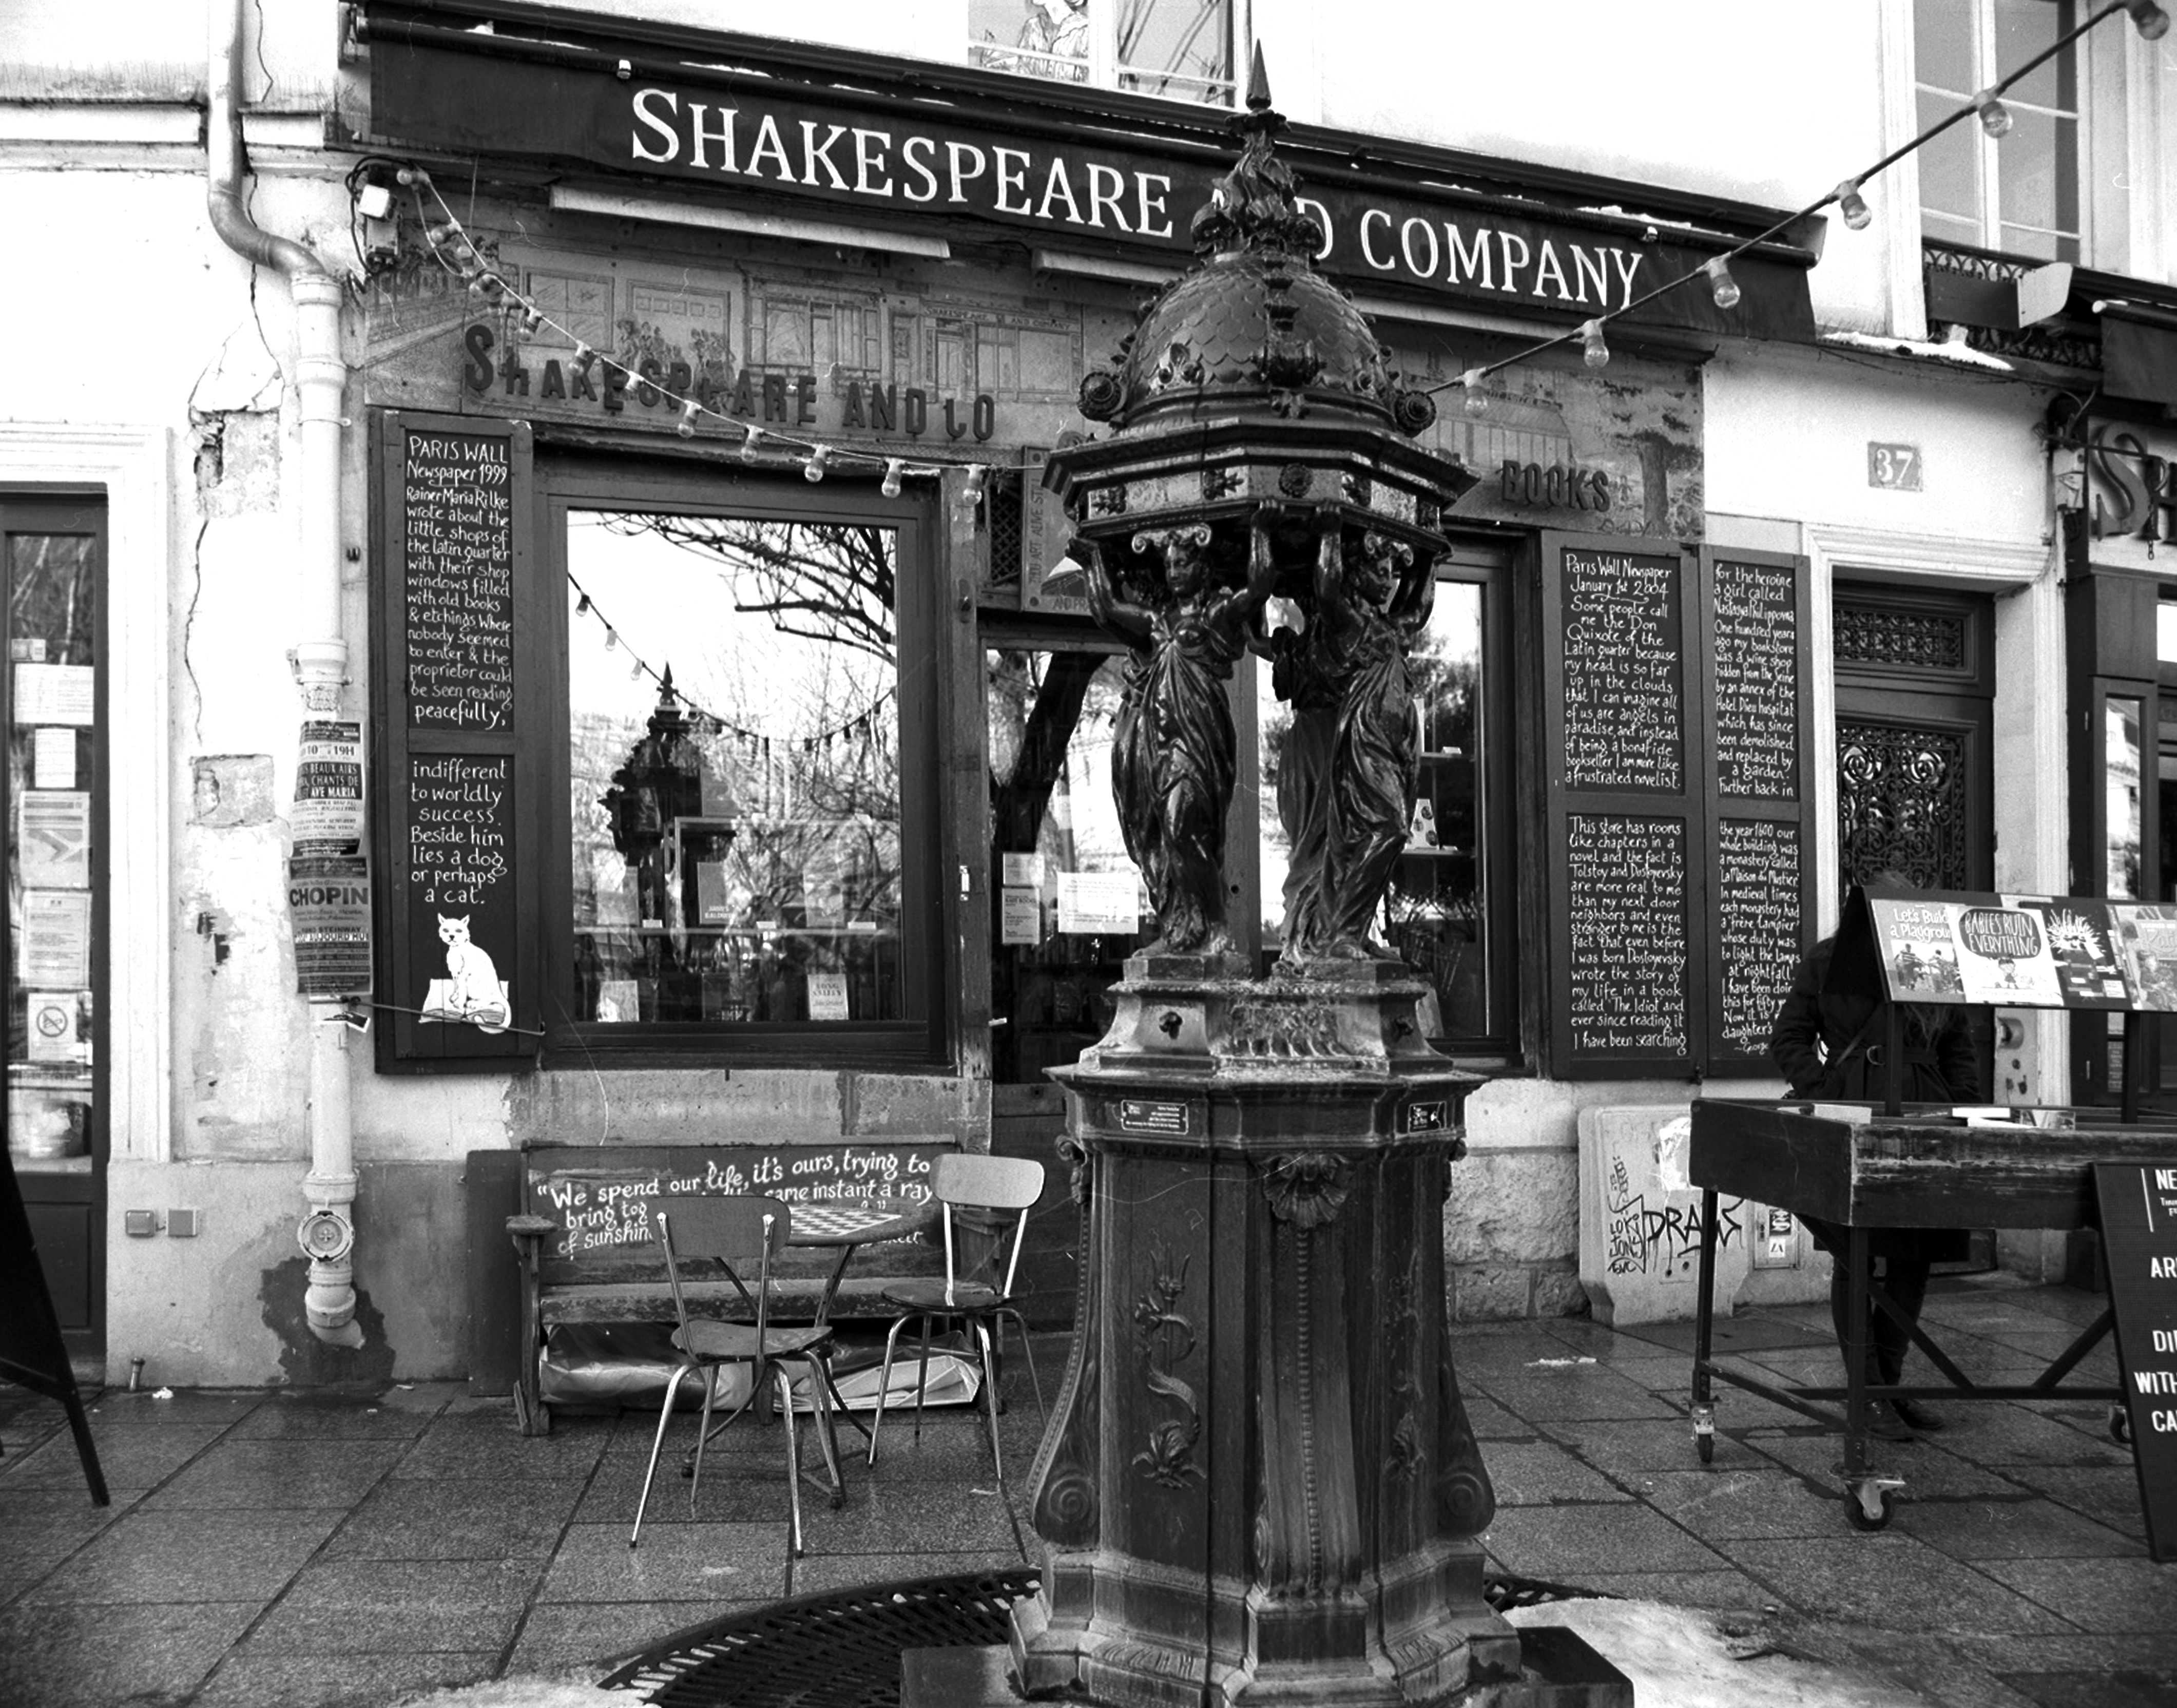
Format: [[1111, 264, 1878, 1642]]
[[402, 427, 516, 732], [1710, 557, 1799, 799], [2092, 1161, 2177, 1562], [372, 411, 537, 1069], [1564, 813, 1690, 1060], [522, 1140, 957, 1285], [1559, 548, 1685, 794], [401, 753, 518, 1034], [1713, 818, 1801, 1059]]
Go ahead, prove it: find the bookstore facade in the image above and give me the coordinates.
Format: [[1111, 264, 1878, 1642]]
[[333, 2, 1850, 1362]]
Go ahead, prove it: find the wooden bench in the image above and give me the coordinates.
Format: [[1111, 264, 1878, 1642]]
[[493, 1138, 957, 1435]]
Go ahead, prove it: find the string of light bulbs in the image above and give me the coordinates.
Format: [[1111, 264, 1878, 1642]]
[[396, 169, 991, 514], [568, 572, 894, 754], [1432, 0, 2170, 412]]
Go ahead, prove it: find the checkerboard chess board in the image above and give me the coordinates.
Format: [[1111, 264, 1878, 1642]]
[[788, 1202, 915, 1239]]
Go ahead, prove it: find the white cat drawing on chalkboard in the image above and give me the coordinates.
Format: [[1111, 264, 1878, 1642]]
[[427, 913, 509, 1033]]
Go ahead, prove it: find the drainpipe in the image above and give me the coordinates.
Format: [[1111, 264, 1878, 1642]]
[[207, 0, 363, 1346]]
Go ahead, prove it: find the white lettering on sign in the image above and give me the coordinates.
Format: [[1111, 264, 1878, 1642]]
[[1868, 443, 1922, 491]]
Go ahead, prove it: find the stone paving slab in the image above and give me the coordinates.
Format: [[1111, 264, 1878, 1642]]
[[1480, 1502, 1730, 1577], [18, 1509, 344, 1605], [1628, 1468, 1848, 1540], [187, 1648, 501, 1708], [1721, 1537, 2080, 1635], [1976, 1557, 2177, 1634], [0, 1598, 261, 1707], [1481, 1440, 1634, 1505]]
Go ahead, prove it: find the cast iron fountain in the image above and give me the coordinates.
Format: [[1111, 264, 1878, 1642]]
[[987, 52, 1564, 1708]]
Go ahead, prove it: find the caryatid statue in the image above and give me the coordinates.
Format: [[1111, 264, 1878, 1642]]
[[1086, 514, 1276, 954]]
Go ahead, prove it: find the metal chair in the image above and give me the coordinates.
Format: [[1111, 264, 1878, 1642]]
[[866, 1155, 1046, 1491], [630, 1196, 845, 1556]]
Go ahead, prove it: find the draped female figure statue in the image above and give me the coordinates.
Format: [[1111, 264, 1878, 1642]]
[[1088, 517, 1276, 953]]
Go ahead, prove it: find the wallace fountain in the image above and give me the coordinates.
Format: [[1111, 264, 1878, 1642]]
[[897, 52, 1628, 1708]]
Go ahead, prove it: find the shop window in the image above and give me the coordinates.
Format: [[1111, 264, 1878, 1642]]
[[4, 497, 106, 1335], [966, 0, 1243, 106], [985, 644, 1152, 1080], [1258, 553, 1516, 1055], [541, 464, 945, 1063], [1914, 0, 2084, 260]]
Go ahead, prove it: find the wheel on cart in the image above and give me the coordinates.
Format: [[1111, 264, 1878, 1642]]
[[1844, 1481, 1895, 1531], [1690, 1402, 1716, 1465], [2109, 1405, 2131, 1446]]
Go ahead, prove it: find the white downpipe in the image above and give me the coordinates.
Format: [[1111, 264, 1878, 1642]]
[[206, 0, 362, 1345]]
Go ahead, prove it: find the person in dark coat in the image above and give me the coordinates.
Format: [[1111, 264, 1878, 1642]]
[[1767, 883, 1980, 1436]]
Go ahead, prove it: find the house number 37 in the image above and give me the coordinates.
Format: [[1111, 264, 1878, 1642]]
[[1867, 442, 1923, 491]]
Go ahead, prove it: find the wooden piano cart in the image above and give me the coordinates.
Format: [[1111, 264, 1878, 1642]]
[[1685, 881, 2177, 1530]]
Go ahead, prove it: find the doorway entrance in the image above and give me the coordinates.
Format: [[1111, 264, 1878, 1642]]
[[4, 494, 108, 1355]]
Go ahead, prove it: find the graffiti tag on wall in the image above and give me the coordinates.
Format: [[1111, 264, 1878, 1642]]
[[1603, 1154, 1742, 1282]]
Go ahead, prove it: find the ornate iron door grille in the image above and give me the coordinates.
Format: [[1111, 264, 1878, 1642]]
[[1836, 718, 1971, 891]]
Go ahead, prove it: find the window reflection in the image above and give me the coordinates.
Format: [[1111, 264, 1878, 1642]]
[[2108, 695, 2142, 900], [986, 647, 1149, 1080], [565, 514, 903, 1027], [967, 0, 1237, 105], [1258, 579, 1489, 1039]]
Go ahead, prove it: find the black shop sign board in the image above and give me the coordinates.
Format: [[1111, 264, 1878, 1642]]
[[1536, 534, 1815, 1079], [2093, 1161, 2177, 1562], [370, 411, 541, 1069]]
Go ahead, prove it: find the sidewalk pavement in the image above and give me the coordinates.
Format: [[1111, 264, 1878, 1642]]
[[0, 1275, 2168, 1708]]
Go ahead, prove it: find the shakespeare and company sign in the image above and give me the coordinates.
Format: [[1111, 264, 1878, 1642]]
[[368, 36, 1813, 343]]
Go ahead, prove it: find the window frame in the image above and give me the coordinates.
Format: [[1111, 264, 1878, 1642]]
[[535, 451, 951, 1069], [1913, 0, 2088, 260]]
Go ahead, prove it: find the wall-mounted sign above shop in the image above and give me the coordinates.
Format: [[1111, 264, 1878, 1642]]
[[1497, 460, 1612, 514], [363, 26, 1815, 344], [2084, 420, 2177, 559]]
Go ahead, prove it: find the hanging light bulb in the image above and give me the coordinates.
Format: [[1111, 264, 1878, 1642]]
[[1835, 179, 1873, 231], [1458, 368, 1490, 416], [575, 592, 592, 615], [2125, 0, 2169, 39], [425, 222, 458, 249], [573, 344, 597, 377], [803, 445, 831, 483], [519, 305, 544, 335], [603, 627, 618, 653], [740, 425, 763, 463], [1578, 319, 1610, 370], [957, 465, 989, 512], [1972, 90, 2013, 137], [469, 272, 504, 302], [630, 657, 647, 682], [880, 457, 904, 499], [1703, 256, 1742, 311], [677, 400, 701, 439]]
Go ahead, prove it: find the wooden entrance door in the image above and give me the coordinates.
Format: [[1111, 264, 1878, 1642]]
[[1833, 582, 1997, 1133], [1833, 585, 1995, 893]]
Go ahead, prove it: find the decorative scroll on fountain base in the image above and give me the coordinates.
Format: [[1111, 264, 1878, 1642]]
[[995, 952, 1515, 1708]]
